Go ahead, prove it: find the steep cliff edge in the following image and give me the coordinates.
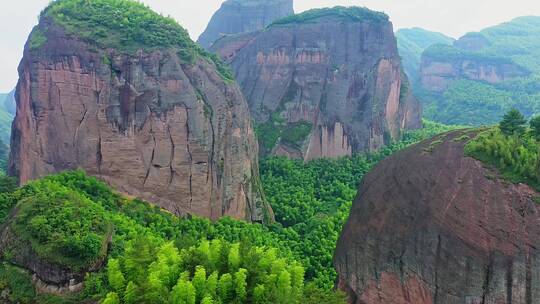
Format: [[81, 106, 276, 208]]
[[8, 0, 272, 223], [197, 0, 294, 49], [212, 7, 421, 160], [334, 130, 540, 303]]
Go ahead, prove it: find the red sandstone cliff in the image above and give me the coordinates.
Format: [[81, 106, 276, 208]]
[[211, 7, 422, 160], [334, 130, 540, 303], [9, 16, 273, 223]]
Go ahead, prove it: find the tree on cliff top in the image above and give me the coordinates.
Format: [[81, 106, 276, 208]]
[[529, 115, 540, 139], [500, 109, 527, 136]]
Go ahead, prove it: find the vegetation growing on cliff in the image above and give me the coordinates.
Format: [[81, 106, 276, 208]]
[[254, 114, 313, 154], [465, 110, 540, 190], [271, 6, 388, 26], [41, 0, 234, 81]]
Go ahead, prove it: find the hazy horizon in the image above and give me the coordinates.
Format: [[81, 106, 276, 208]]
[[1, 0, 540, 92]]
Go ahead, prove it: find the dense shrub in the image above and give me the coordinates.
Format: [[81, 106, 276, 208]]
[[465, 127, 540, 190], [10, 180, 111, 270]]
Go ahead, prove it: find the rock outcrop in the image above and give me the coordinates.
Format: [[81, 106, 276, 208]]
[[211, 7, 422, 160], [8, 3, 273, 223], [334, 130, 540, 303], [420, 44, 529, 92], [197, 0, 294, 49]]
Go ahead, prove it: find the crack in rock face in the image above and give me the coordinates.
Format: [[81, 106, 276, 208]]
[[334, 130, 540, 304], [9, 20, 273, 223]]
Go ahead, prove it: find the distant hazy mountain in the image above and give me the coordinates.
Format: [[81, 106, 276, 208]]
[[396, 27, 454, 83], [0, 89, 14, 144], [418, 16, 540, 125]]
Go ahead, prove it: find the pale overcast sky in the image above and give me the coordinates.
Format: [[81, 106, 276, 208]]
[[1, 0, 539, 92]]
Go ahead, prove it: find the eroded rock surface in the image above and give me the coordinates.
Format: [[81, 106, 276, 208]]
[[197, 0, 293, 49], [212, 8, 421, 160], [334, 130, 540, 303], [9, 18, 272, 222]]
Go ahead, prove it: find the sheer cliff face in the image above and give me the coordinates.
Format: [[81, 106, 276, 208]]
[[212, 14, 421, 160], [197, 0, 294, 49], [334, 131, 540, 304], [9, 19, 272, 223]]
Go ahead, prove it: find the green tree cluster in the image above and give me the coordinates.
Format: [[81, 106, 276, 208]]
[[104, 238, 305, 304], [466, 109, 540, 190]]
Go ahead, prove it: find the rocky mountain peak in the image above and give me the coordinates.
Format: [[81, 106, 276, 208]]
[[211, 6, 421, 160], [197, 0, 294, 49], [8, 0, 273, 223]]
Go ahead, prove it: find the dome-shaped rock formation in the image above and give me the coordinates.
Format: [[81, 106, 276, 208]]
[[334, 130, 540, 303]]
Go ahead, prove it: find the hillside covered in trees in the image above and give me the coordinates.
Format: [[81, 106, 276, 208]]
[[396, 27, 454, 84], [416, 16, 540, 126]]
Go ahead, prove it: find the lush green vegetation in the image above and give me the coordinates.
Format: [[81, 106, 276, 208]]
[[479, 16, 540, 74], [104, 238, 307, 303], [0, 120, 458, 303], [9, 181, 111, 270], [40, 0, 233, 81], [271, 6, 388, 26], [254, 114, 313, 154], [465, 110, 540, 190], [396, 28, 454, 83], [417, 17, 540, 126], [0, 171, 346, 303], [419, 79, 540, 126]]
